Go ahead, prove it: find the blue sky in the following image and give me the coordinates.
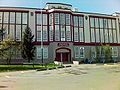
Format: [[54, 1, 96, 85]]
[[0, 0, 120, 14]]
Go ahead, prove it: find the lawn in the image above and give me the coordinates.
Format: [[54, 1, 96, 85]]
[[0, 63, 58, 72]]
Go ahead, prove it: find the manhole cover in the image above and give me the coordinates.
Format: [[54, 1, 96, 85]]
[[0, 85, 8, 88]]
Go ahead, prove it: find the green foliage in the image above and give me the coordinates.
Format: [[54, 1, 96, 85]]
[[92, 45, 112, 63], [95, 46, 100, 63], [101, 44, 112, 63], [0, 37, 20, 64], [21, 26, 35, 63]]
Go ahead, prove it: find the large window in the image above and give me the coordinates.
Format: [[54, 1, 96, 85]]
[[53, 13, 72, 41], [36, 47, 48, 59], [4, 12, 9, 23], [112, 47, 118, 57], [74, 46, 79, 58], [80, 47, 84, 58], [55, 25, 60, 41], [75, 47, 84, 58], [73, 15, 84, 42], [16, 13, 21, 24], [49, 26, 53, 41], [16, 25, 21, 41], [22, 13, 27, 24], [55, 13, 59, 24], [89, 16, 117, 43], [36, 13, 48, 42], [10, 12, 15, 23]]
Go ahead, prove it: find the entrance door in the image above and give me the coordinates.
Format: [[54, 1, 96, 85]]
[[62, 53, 68, 62], [56, 53, 69, 62], [55, 48, 71, 62], [56, 53, 61, 62]]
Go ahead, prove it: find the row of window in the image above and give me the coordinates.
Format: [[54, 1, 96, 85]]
[[0, 12, 28, 24], [0, 11, 28, 40], [36, 13, 84, 42], [90, 17, 117, 43], [74, 46, 118, 59]]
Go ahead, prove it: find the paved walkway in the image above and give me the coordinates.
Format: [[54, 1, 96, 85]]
[[0, 64, 120, 90]]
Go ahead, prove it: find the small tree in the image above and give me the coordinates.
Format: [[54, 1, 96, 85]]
[[21, 26, 35, 63], [101, 44, 112, 63], [0, 37, 19, 64]]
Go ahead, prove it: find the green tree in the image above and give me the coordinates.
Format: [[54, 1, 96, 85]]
[[101, 44, 112, 63], [0, 37, 19, 64], [96, 46, 100, 63], [21, 26, 35, 63]]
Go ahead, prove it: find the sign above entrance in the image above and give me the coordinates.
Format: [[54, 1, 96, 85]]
[[58, 43, 69, 47]]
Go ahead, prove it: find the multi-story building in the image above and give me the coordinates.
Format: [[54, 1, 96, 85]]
[[0, 3, 120, 63]]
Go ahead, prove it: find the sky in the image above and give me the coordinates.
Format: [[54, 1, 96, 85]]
[[0, 0, 120, 14]]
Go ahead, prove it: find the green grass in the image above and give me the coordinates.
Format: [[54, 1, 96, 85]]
[[0, 63, 59, 72]]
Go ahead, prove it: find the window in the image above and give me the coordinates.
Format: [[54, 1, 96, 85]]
[[91, 28, 95, 42], [99, 18, 103, 28], [105, 29, 109, 43], [16, 25, 21, 41], [112, 19, 116, 29], [60, 13, 65, 25], [79, 16, 83, 27], [95, 18, 99, 28], [22, 13, 27, 24], [60, 25, 65, 41], [0, 12, 3, 23], [112, 47, 118, 57], [37, 14, 41, 25], [10, 12, 15, 23], [16, 13, 21, 24], [80, 47, 84, 58], [55, 13, 59, 24], [90, 17, 117, 43], [74, 16, 78, 26], [74, 27, 78, 42], [96, 29, 100, 42], [43, 26, 48, 41], [36, 47, 48, 59], [103, 19, 107, 28], [9, 25, 15, 39], [37, 26, 41, 41], [43, 47, 48, 59], [4, 12, 9, 23], [3, 24, 8, 39], [90, 17, 94, 27], [55, 25, 60, 41], [66, 26, 71, 41], [49, 14, 53, 25], [79, 28, 84, 42], [37, 47, 42, 59], [66, 14, 70, 25], [108, 19, 112, 28], [113, 30, 117, 43], [109, 30, 113, 43], [100, 29, 104, 42], [43, 14, 47, 25], [49, 26, 53, 41], [74, 47, 79, 58]]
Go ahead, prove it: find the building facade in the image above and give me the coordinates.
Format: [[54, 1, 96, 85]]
[[0, 3, 120, 63]]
